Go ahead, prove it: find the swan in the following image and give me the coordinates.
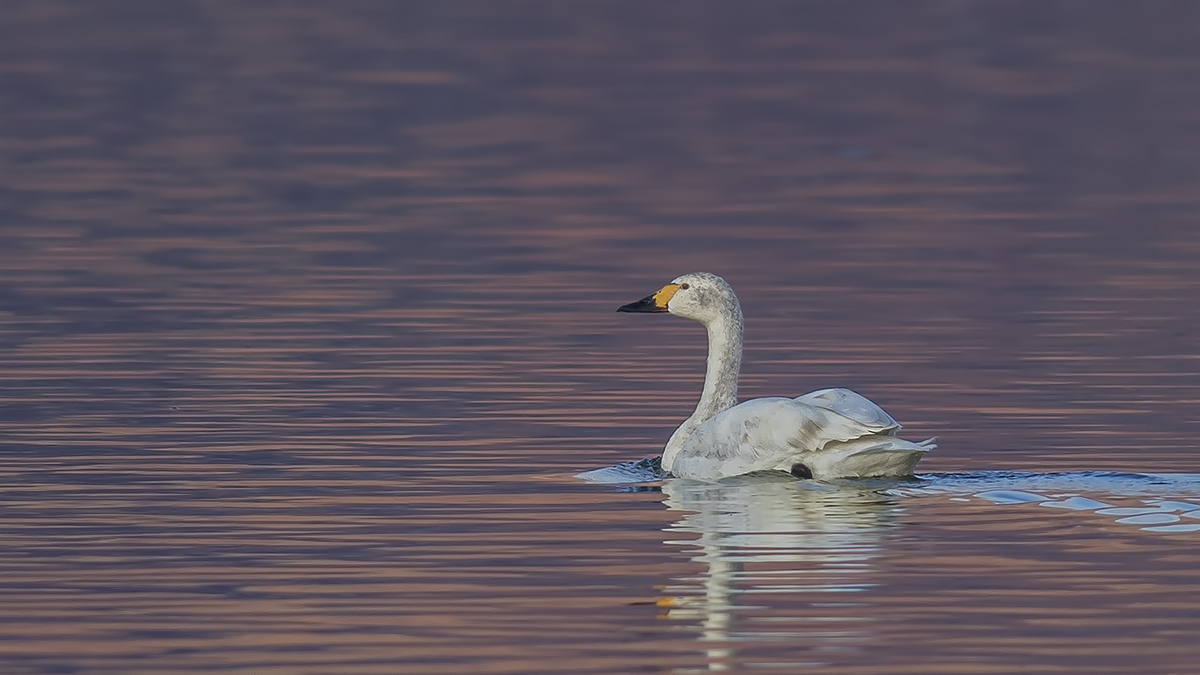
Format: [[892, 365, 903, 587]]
[[617, 272, 934, 481]]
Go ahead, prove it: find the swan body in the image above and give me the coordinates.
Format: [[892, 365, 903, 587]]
[[618, 272, 933, 481]]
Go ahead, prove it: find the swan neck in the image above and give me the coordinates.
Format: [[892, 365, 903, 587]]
[[661, 287, 744, 473], [696, 306, 742, 420]]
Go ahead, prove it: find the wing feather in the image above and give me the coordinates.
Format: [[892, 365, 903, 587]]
[[668, 392, 930, 481], [793, 387, 899, 433]]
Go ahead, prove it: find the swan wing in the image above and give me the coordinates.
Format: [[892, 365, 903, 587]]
[[669, 397, 875, 478], [668, 396, 931, 481], [793, 387, 899, 434]]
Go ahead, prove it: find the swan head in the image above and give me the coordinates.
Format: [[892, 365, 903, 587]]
[[618, 272, 738, 325]]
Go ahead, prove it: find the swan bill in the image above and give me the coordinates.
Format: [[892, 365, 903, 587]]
[[617, 284, 680, 313]]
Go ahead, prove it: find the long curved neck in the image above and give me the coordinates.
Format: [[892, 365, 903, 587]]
[[695, 310, 742, 420], [663, 300, 743, 468]]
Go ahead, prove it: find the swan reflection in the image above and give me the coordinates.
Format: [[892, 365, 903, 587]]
[[658, 473, 909, 671], [650, 470, 1200, 671]]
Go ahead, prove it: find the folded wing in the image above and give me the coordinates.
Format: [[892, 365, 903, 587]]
[[667, 389, 933, 481]]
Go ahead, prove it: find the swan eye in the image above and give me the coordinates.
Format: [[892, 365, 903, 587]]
[[679, 283, 690, 290]]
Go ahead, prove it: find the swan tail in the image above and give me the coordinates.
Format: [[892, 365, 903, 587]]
[[799, 436, 933, 479]]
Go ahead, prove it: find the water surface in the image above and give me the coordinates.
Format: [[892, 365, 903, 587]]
[[2, 2, 1200, 673]]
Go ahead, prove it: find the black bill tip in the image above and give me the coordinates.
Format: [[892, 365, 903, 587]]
[[618, 294, 668, 313]]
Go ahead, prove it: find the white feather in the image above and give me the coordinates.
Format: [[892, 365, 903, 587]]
[[634, 273, 934, 482]]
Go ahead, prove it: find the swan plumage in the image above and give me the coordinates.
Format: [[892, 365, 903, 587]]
[[617, 272, 933, 481]]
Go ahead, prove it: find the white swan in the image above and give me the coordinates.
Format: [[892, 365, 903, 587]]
[[618, 272, 934, 481]]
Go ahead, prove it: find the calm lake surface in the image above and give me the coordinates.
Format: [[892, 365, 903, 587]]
[[2, 2, 1200, 673]]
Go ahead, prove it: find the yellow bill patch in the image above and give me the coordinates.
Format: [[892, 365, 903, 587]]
[[651, 283, 681, 308]]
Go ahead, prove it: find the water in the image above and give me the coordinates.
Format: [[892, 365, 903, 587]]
[[2, 1, 1200, 673]]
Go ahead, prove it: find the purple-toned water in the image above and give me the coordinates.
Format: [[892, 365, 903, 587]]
[[2, 2, 1200, 673]]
